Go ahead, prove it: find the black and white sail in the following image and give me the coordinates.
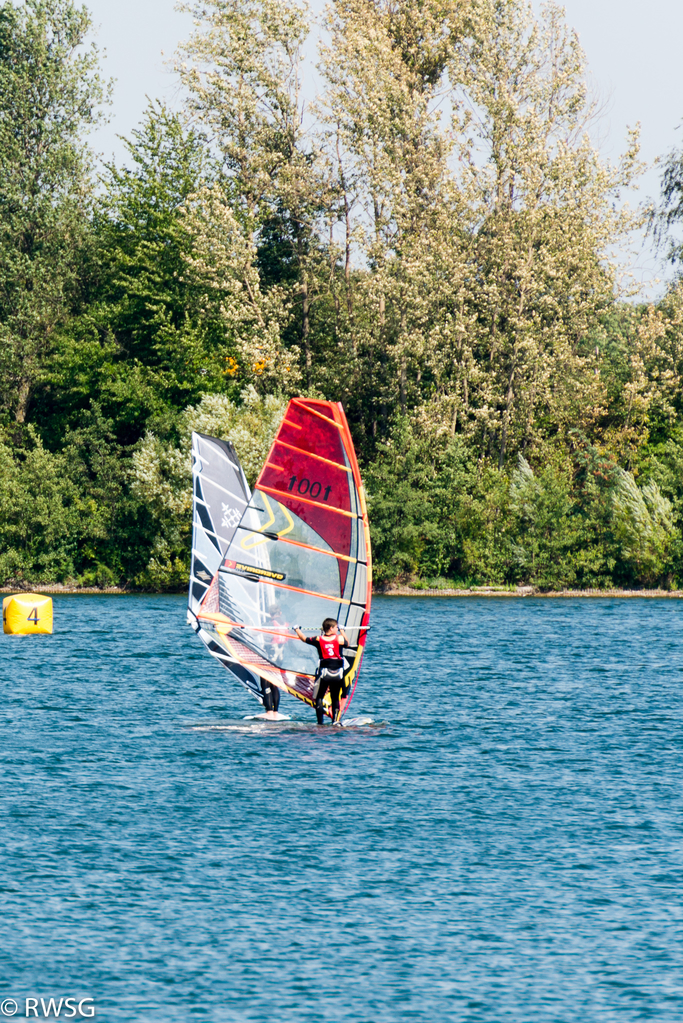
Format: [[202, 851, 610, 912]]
[[189, 427, 269, 699], [188, 432, 251, 618], [189, 433, 268, 698]]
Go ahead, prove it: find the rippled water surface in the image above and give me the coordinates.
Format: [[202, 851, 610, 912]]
[[3, 595, 683, 1021]]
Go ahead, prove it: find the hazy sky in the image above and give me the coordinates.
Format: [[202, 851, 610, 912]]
[[86, 0, 683, 296]]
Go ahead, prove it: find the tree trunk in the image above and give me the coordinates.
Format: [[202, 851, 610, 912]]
[[329, 218, 340, 330], [301, 274, 311, 386], [15, 378, 30, 424], [399, 357, 407, 413], [337, 131, 354, 332], [399, 305, 407, 413], [498, 365, 516, 469], [296, 222, 311, 386]]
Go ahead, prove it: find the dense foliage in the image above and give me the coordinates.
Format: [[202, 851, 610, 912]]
[[3, 0, 683, 591]]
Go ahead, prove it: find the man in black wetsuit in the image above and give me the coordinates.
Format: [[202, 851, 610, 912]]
[[262, 607, 287, 718], [294, 618, 350, 725]]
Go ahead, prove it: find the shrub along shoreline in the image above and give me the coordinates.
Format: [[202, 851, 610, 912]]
[[378, 586, 683, 598], [2, 584, 683, 599]]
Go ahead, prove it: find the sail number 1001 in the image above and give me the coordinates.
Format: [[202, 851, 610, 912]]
[[288, 475, 332, 501]]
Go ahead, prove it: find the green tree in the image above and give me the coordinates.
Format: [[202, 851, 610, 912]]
[[130, 387, 286, 588], [508, 455, 579, 587], [364, 419, 447, 584], [38, 103, 227, 446], [0, 0, 107, 424], [0, 430, 81, 583], [652, 133, 683, 265], [95, 103, 217, 380], [612, 469, 677, 587], [176, 0, 329, 381], [446, 0, 642, 466], [318, 0, 468, 439]]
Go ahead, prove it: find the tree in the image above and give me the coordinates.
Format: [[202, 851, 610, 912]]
[[318, 0, 468, 438], [130, 387, 286, 588], [509, 454, 578, 587], [315, 0, 643, 466], [176, 0, 330, 380], [0, 431, 81, 583], [36, 103, 237, 445], [444, 0, 642, 466], [181, 183, 295, 391], [95, 102, 214, 376], [652, 132, 683, 266], [612, 469, 677, 587], [0, 0, 107, 424]]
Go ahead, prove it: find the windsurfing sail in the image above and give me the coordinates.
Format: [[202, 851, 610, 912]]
[[188, 432, 265, 699], [190, 399, 372, 720]]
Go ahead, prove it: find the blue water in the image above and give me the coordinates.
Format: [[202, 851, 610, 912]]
[[2, 595, 683, 1021]]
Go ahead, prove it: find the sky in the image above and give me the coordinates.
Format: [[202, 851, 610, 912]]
[[85, 0, 683, 297]]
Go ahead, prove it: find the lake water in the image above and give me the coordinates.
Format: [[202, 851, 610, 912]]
[[2, 595, 683, 1021]]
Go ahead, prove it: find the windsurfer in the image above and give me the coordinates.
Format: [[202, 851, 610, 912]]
[[262, 606, 288, 718], [294, 619, 349, 725], [268, 606, 287, 666]]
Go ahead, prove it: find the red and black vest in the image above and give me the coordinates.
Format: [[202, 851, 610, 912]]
[[318, 633, 341, 660]]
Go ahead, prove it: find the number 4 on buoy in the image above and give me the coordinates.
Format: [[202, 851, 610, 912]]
[[3, 593, 53, 635]]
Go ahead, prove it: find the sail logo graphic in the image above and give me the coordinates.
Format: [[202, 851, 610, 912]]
[[222, 560, 286, 582], [221, 503, 241, 529]]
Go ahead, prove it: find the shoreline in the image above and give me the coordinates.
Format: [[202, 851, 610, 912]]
[[377, 585, 683, 599], [0, 584, 133, 595], [1, 583, 683, 599]]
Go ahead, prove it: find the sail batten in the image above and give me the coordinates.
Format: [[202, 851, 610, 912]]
[[290, 398, 344, 428], [231, 577, 352, 604], [256, 484, 357, 518], [273, 440, 353, 472]]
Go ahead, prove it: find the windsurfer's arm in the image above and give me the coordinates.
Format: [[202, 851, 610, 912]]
[[294, 626, 306, 642], [339, 628, 349, 646]]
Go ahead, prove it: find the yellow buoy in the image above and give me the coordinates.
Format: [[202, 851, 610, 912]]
[[3, 593, 53, 635]]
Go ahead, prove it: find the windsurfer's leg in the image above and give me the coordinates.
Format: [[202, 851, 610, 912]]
[[330, 680, 342, 723], [315, 678, 329, 725], [261, 679, 279, 717]]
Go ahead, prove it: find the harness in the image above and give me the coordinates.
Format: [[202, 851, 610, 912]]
[[312, 633, 345, 700], [312, 664, 344, 701]]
